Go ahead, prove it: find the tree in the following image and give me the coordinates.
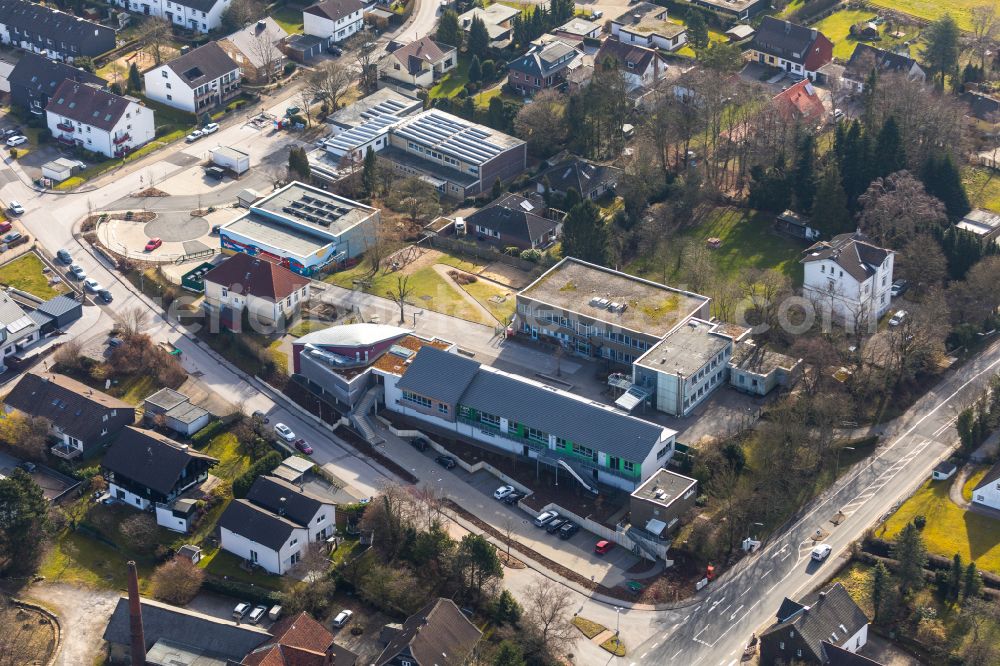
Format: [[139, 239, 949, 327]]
[[489, 589, 521, 625], [288, 146, 311, 181], [873, 116, 904, 178], [922, 14, 960, 89], [947, 553, 963, 601], [388, 275, 413, 324], [386, 177, 441, 222], [964, 561, 984, 599], [561, 200, 607, 265], [362, 146, 379, 198], [747, 160, 791, 212], [970, 4, 998, 68], [686, 9, 709, 50], [892, 522, 928, 593], [697, 41, 743, 74], [0, 469, 48, 575], [811, 161, 852, 236], [307, 60, 353, 112], [467, 16, 490, 59], [791, 133, 816, 213], [127, 62, 143, 93], [481, 59, 496, 81], [356, 30, 379, 92], [513, 89, 567, 158], [152, 556, 205, 605], [920, 154, 971, 219], [119, 513, 159, 552], [436, 9, 462, 49], [247, 24, 282, 84], [456, 533, 502, 598], [492, 640, 526, 666], [871, 560, 890, 622], [468, 55, 482, 83], [858, 171, 948, 248], [220, 0, 265, 33], [521, 580, 575, 662], [139, 17, 172, 67]]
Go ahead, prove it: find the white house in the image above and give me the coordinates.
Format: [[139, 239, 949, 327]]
[[761, 583, 870, 664], [218, 476, 336, 574], [595, 39, 669, 92], [202, 251, 311, 330], [609, 4, 688, 52], [45, 81, 155, 158], [842, 43, 926, 93], [303, 0, 365, 45], [378, 36, 457, 88], [801, 232, 894, 331], [144, 42, 241, 113], [972, 462, 1000, 510], [109, 0, 231, 33]]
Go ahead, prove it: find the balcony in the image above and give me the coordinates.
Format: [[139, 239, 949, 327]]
[[56, 122, 74, 132], [51, 442, 82, 460], [113, 132, 130, 145]]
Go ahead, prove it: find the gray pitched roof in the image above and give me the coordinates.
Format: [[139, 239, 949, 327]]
[[510, 40, 578, 78], [763, 583, 869, 662], [223, 18, 288, 70], [0, 291, 39, 344], [846, 43, 919, 76], [37, 294, 83, 318], [398, 347, 669, 463], [538, 155, 622, 197], [304, 0, 365, 23], [217, 498, 301, 551], [801, 232, 891, 283], [47, 80, 135, 131], [375, 598, 482, 666], [102, 597, 270, 658], [3, 372, 132, 443], [974, 459, 1000, 493], [245, 475, 332, 527], [165, 42, 239, 89], [822, 641, 884, 666], [465, 194, 557, 245], [0, 0, 115, 51], [751, 16, 822, 65], [7, 53, 105, 106], [102, 427, 217, 496]]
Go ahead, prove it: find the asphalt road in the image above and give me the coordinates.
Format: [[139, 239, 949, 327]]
[[637, 339, 1000, 666]]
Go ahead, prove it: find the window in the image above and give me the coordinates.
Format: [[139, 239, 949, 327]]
[[317, 514, 325, 523], [402, 391, 432, 408], [166, 94, 172, 100], [656, 445, 670, 459], [438, 403, 448, 414], [402, 661, 412, 666], [572, 442, 594, 458], [608, 456, 619, 470], [290, 538, 297, 546], [103, 414, 108, 422], [779, 642, 785, 650], [480, 412, 500, 427]]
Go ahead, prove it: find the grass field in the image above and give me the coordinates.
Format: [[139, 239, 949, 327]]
[[459, 277, 515, 324], [0, 253, 68, 299], [271, 5, 305, 34], [963, 167, 1000, 212], [40, 529, 155, 591], [809, 9, 919, 61], [963, 465, 989, 503], [287, 319, 332, 338], [429, 57, 471, 100], [877, 477, 1000, 575], [199, 547, 286, 590], [868, 0, 980, 32]]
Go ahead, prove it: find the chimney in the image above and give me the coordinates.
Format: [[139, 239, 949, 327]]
[[278, 496, 287, 516], [127, 561, 146, 666]]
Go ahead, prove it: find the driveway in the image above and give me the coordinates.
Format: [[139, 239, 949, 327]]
[[26, 582, 120, 666]]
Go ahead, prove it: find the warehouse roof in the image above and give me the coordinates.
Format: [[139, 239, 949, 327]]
[[391, 110, 525, 166]]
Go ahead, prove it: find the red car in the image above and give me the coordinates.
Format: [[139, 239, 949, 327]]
[[145, 237, 163, 251], [0, 222, 11, 234], [595, 540, 613, 555], [294, 439, 313, 455]]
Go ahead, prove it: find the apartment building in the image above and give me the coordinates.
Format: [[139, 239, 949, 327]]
[[46, 81, 154, 158], [144, 42, 241, 112], [0, 0, 115, 61]]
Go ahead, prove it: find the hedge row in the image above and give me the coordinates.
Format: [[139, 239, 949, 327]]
[[202, 576, 282, 606], [191, 420, 227, 447], [232, 451, 283, 498]]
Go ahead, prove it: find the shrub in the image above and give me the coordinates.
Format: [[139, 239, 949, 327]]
[[202, 576, 281, 605], [152, 556, 205, 605], [520, 249, 542, 263], [232, 451, 282, 498], [913, 515, 927, 530], [283, 62, 296, 75], [191, 420, 227, 446]]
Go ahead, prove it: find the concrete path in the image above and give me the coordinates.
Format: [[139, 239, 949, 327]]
[[949, 465, 972, 510], [430, 263, 497, 325]]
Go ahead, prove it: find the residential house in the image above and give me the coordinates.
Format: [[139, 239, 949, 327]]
[[553, 17, 602, 43], [957, 209, 1000, 243], [102, 427, 218, 524], [747, 17, 834, 81], [109, 0, 232, 33], [536, 154, 622, 200], [963, 91, 1000, 136], [842, 43, 925, 92], [595, 39, 669, 93], [458, 4, 518, 46], [772, 79, 826, 125], [45, 81, 154, 158], [202, 251, 311, 329], [609, 4, 687, 52], [689, 0, 768, 21], [760, 583, 871, 665], [801, 232, 895, 330], [465, 193, 559, 250], [143, 387, 211, 436], [971, 461, 1000, 510], [0, 0, 116, 62], [144, 42, 241, 113], [219, 18, 288, 84], [508, 39, 581, 95], [375, 598, 482, 666], [381, 345, 677, 492], [382, 109, 527, 198], [243, 611, 358, 665], [0, 292, 46, 372], [3, 371, 134, 460], [303, 0, 366, 45], [7, 52, 105, 115], [629, 469, 697, 539], [219, 181, 380, 275], [218, 475, 336, 574], [728, 340, 802, 396], [774, 209, 821, 242], [378, 37, 457, 88]]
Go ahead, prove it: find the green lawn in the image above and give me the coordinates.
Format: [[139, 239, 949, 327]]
[[0, 253, 68, 299], [877, 476, 1000, 575], [429, 57, 471, 100], [963, 167, 1000, 212], [40, 529, 155, 592], [287, 320, 333, 338], [270, 5, 304, 34], [200, 432, 251, 480], [868, 0, 980, 32], [812, 9, 881, 60], [199, 547, 285, 590], [674, 20, 729, 58], [459, 278, 515, 325], [963, 465, 989, 503]]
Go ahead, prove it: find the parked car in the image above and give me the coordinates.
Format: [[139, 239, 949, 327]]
[[890, 280, 908, 298], [252, 410, 270, 424], [833, 108, 845, 121], [1, 128, 19, 138], [268, 605, 282, 621], [233, 602, 251, 620], [294, 438, 313, 455], [108, 336, 124, 348], [8, 200, 24, 216], [145, 237, 163, 252], [888, 310, 907, 327], [202, 122, 220, 135], [274, 423, 296, 442], [2, 232, 22, 244], [410, 437, 429, 451], [435, 455, 457, 469], [204, 166, 225, 180], [6, 135, 27, 147], [185, 129, 203, 142], [248, 605, 268, 624], [69, 264, 86, 280], [83, 278, 102, 293], [98, 289, 113, 303], [332, 609, 353, 628], [533, 510, 559, 527], [546, 517, 568, 534], [811, 544, 832, 561], [327, 44, 343, 56], [56, 249, 72, 264], [493, 485, 515, 500], [595, 540, 613, 554], [558, 522, 579, 539], [502, 491, 524, 505], [0, 222, 11, 234]]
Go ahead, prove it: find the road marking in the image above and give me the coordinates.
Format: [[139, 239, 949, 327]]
[[683, 614, 690, 622], [761, 568, 771, 577], [741, 587, 751, 597], [730, 605, 743, 620], [720, 603, 732, 615], [641, 653, 649, 659], [671, 649, 683, 659]]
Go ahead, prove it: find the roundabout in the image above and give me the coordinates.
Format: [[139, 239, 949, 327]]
[[95, 208, 231, 263]]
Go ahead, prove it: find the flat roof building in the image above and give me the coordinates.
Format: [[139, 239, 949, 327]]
[[630, 468, 697, 538], [220, 181, 379, 275]]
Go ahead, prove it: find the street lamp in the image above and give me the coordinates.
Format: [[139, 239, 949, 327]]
[[835, 446, 856, 478], [614, 607, 621, 636]]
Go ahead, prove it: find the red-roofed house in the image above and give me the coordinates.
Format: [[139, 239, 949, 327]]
[[203, 252, 310, 330], [242, 611, 358, 666], [772, 80, 826, 124]]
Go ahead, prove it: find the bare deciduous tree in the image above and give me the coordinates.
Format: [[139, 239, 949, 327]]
[[307, 61, 353, 113], [139, 17, 173, 66], [513, 89, 567, 158], [246, 25, 282, 83], [119, 306, 149, 339], [521, 580, 575, 662], [151, 556, 206, 604], [970, 5, 999, 68], [387, 275, 413, 324]]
